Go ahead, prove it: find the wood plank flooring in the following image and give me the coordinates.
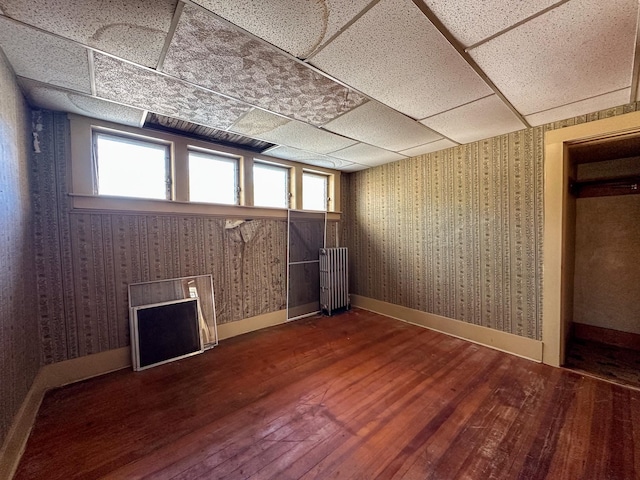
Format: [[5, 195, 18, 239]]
[[14, 309, 640, 479]]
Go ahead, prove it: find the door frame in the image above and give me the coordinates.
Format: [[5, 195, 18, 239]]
[[542, 110, 640, 366]]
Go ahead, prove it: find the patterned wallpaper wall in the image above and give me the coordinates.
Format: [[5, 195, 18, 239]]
[[0, 53, 40, 445], [32, 111, 339, 364], [344, 102, 640, 341]]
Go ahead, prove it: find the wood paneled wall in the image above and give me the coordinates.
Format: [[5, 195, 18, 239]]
[[344, 102, 640, 341], [0, 52, 40, 445]]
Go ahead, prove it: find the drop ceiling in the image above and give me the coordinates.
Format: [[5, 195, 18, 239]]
[[1, 0, 638, 172]]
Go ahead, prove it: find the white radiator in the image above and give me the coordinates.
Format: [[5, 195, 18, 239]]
[[320, 247, 350, 315]]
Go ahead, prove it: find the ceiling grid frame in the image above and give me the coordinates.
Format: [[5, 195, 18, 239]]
[[410, 0, 531, 128], [1, 0, 638, 171]]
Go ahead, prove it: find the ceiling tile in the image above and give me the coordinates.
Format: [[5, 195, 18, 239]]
[[422, 0, 561, 47], [190, 0, 372, 59], [162, 4, 367, 126], [93, 53, 251, 130], [340, 163, 369, 172], [263, 146, 355, 170], [469, 0, 637, 116], [324, 101, 442, 151], [18, 77, 145, 126], [0, 17, 90, 93], [421, 95, 526, 144], [229, 109, 290, 137], [0, 0, 177, 67], [234, 114, 357, 154], [525, 88, 631, 126], [400, 138, 458, 157], [329, 143, 407, 166], [310, 0, 492, 119]]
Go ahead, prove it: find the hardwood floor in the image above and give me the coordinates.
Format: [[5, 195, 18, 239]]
[[14, 309, 640, 479]]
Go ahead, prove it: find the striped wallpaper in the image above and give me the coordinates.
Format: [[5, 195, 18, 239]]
[[0, 53, 39, 445], [344, 102, 640, 341]]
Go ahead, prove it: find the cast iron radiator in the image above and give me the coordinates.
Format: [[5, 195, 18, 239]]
[[319, 247, 350, 315]]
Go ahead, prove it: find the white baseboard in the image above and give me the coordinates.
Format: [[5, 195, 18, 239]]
[[217, 309, 288, 340], [352, 295, 543, 362], [0, 347, 130, 479]]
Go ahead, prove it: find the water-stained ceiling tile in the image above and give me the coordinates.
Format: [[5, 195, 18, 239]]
[[0, 0, 178, 67], [469, 0, 637, 116], [0, 17, 90, 93], [231, 110, 356, 154], [18, 77, 145, 126], [422, 0, 561, 48], [93, 53, 251, 130], [420, 95, 526, 144], [400, 138, 458, 157], [329, 143, 407, 166], [162, 4, 367, 126], [229, 108, 291, 137], [324, 101, 441, 151], [190, 0, 372, 59], [262, 146, 355, 171], [525, 88, 631, 127], [310, 0, 492, 120]]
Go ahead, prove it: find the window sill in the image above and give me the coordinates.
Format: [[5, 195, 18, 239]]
[[70, 194, 341, 220]]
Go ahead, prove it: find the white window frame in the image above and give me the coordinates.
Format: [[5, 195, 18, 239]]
[[252, 160, 292, 209], [302, 170, 330, 212], [68, 114, 342, 219], [187, 148, 240, 206]]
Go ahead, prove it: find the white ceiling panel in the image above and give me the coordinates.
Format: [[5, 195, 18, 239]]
[[323, 101, 442, 151], [229, 108, 290, 136], [469, 0, 637, 116], [0, 0, 177, 67], [0, 17, 91, 93], [310, 0, 493, 119], [190, 0, 372, 59], [340, 163, 369, 172], [330, 143, 407, 166], [400, 138, 458, 157], [93, 53, 251, 130], [18, 78, 145, 126], [422, 0, 561, 48], [235, 117, 356, 154], [263, 146, 355, 170], [162, 4, 367, 126], [421, 95, 526, 144], [525, 88, 632, 127]]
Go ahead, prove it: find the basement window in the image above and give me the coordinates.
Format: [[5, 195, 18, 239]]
[[302, 171, 329, 211], [253, 162, 290, 208], [93, 131, 170, 200], [188, 150, 239, 205]]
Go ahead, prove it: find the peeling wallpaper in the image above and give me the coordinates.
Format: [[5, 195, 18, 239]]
[[344, 101, 640, 341], [0, 52, 39, 445], [32, 110, 339, 364]]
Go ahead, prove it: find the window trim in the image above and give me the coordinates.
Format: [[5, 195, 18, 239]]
[[92, 130, 173, 200], [68, 114, 342, 220], [302, 170, 330, 212], [252, 160, 292, 209], [187, 147, 241, 206]]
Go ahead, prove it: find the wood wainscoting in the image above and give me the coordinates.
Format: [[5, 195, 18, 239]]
[[14, 309, 640, 479]]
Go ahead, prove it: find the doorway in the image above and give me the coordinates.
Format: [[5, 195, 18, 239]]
[[563, 138, 640, 387], [542, 111, 640, 369]]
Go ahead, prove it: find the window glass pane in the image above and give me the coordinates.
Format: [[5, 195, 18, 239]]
[[189, 151, 238, 205], [254, 163, 289, 208], [303, 172, 328, 211], [95, 133, 168, 200]]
